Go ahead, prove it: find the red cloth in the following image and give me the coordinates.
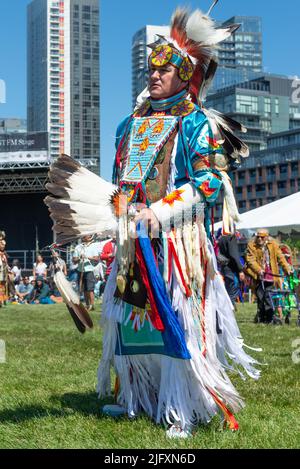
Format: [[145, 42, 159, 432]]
[[100, 240, 116, 277]]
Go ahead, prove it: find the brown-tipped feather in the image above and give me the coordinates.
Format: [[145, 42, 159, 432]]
[[66, 305, 86, 333], [74, 302, 93, 329]]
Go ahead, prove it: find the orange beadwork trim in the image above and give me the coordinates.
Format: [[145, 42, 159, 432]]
[[162, 189, 184, 207], [199, 180, 217, 198]]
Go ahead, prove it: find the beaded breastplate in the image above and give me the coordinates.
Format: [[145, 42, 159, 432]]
[[121, 116, 178, 186]]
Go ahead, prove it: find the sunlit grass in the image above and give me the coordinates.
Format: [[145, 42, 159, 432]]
[[0, 302, 300, 448]]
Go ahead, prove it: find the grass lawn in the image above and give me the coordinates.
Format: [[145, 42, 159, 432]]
[[0, 301, 300, 449]]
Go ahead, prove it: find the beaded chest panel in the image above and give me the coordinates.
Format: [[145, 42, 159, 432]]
[[122, 116, 178, 185]]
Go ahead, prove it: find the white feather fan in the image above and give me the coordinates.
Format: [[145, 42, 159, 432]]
[[45, 154, 118, 245]]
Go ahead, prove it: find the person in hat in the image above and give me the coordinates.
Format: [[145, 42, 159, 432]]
[[245, 229, 292, 323], [30, 276, 54, 304]]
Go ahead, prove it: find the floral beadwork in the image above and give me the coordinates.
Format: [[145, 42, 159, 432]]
[[171, 100, 195, 117], [179, 57, 194, 81], [139, 137, 150, 153], [206, 135, 222, 151], [150, 45, 173, 67], [162, 189, 185, 207], [152, 120, 165, 134], [199, 180, 217, 198]]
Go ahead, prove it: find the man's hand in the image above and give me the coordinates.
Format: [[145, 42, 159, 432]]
[[134, 208, 160, 234]]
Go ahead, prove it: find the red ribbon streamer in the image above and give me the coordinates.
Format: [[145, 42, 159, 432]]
[[168, 236, 192, 298], [135, 239, 165, 332]]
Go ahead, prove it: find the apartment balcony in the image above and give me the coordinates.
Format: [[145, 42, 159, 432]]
[[248, 177, 257, 184], [266, 174, 276, 183], [278, 188, 287, 196], [255, 190, 266, 198]]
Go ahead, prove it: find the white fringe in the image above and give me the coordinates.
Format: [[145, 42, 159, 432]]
[[97, 228, 261, 429]]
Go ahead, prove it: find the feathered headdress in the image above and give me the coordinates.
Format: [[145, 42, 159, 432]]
[[148, 1, 240, 104], [146, 2, 249, 164]]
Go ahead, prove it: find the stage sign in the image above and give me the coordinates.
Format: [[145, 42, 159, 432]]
[[0, 150, 50, 164], [0, 131, 49, 163], [0, 132, 48, 152]]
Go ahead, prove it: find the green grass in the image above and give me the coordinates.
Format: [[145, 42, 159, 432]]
[[0, 302, 300, 449]]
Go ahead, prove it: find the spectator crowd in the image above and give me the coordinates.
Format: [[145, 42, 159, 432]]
[[0, 230, 116, 308]]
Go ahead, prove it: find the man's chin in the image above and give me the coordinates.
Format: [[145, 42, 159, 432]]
[[149, 88, 164, 99]]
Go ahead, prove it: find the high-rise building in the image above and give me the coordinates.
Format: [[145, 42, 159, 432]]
[[218, 17, 262, 72], [210, 16, 263, 93], [27, 0, 100, 172], [205, 74, 300, 153], [132, 25, 169, 108]]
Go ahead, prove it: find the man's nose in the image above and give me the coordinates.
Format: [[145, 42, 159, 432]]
[[150, 69, 160, 80]]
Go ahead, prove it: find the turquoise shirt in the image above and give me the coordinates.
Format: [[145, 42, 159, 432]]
[[114, 104, 224, 206]]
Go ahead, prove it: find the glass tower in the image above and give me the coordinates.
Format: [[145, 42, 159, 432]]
[[27, 0, 100, 172]]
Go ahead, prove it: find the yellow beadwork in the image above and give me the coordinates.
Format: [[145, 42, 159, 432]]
[[150, 45, 173, 67], [170, 100, 195, 117]]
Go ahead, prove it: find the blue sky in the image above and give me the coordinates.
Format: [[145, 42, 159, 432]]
[[0, 0, 300, 180]]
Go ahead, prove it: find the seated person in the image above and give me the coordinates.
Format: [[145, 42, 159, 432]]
[[29, 276, 55, 304], [48, 278, 63, 303], [15, 276, 34, 303]]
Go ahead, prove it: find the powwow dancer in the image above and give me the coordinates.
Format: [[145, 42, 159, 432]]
[[45, 1, 261, 438]]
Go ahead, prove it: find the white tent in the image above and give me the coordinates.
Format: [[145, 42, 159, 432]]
[[215, 192, 300, 235]]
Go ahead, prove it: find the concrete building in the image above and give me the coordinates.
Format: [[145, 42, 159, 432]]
[[132, 25, 169, 108], [217, 16, 262, 72], [205, 74, 300, 153], [214, 128, 300, 220], [208, 16, 263, 94], [27, 0, 100, 171]]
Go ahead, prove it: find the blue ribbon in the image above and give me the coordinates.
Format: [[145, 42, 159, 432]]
[[136, 222, 191, 360]]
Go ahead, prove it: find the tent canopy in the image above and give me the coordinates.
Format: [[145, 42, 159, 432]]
[[215, 192, 300, 235]]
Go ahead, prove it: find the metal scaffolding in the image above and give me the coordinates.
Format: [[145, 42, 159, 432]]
[[0, 171, 49, 194], [0, 157, 99, 194]]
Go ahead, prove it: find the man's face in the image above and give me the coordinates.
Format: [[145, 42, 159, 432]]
[[256, 232, 269, 246], [23, 277, 29, 285], [148, 63, 186, 100], [82, 235, 92, 243]]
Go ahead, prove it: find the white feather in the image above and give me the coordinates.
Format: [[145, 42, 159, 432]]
[[186, 10, 237, 46], [186, 10, 216, 45], [54, 270, 80, 305], [220, 172, 240, 223]]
